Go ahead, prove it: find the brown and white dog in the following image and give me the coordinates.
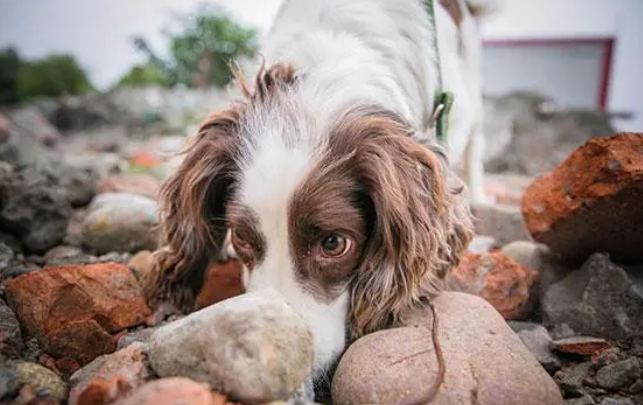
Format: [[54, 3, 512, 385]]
[[143, 0, 497, 388]]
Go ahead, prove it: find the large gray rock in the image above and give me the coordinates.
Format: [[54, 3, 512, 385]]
[[0, 298, 23, 357], [0, 163, 75, 252], [148, 290, 314, 405], [483, 91, 615, 175], [81, 193, 158, 254], [332, 292, 563, 405], [542, 253, 643, 341]]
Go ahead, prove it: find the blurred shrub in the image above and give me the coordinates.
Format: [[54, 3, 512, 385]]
[[115, 63, 168, 88], [132, 3, 258, 88], [17, 54, 93, 101], [0, 47, 22, 105]]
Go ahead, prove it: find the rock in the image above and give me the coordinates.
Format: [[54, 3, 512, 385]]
[[501, 240, 573, 311], [149, 290, 314, 404], [501, 241, 570, 281], [448, 251, 537, 319], [522, 133, 643, 265], [69, 343, 151, 405], [111, 378, 216, 405], [552, 337, 611, 357], [0, 231, 22, 253], [15, 361, 66, 401], [554, 362, 592, 397], [595, 358, 640, 391], [96, 173, 160, 200], [63, 209, 87, 247], [509, 321, 560, 372], [5, 106, 61, 147], [566, 394, 596, 405], [86, 192, 155, 213], [0, 107, 59, 166], [332, 292, 563, 405], [195, 261, 245, 309], [599, 398, 636, 405], [471, 203, 531, 246], [4, 262, 151, 364], [466, 235, 497, 253], [2, 263, 41, 279], [82, 193, 158, 254], [550, 324, 578, 340], [593, 348, 625, 370], [43, 245, 86, 264], [483, 91, 615, 176], [54, 357, 81, 379], [0, 365, 21, 398], [117, 329, 155, 350], [64, 153, 124, 180], [629, 379, 643, 394], [0, 164, 74, 253], [55, 163, 97, 207], [542, 253, 643, 341], [0, 241, 16, 273], [0, 298, 23, 357]]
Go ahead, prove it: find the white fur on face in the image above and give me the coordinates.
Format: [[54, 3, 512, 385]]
[[238, 132, 349, 379]]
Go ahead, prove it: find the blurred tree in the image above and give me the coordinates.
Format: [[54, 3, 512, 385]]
[[115, 63, 168, 88], [132, 4, 258, 89], [17, 54, 93, 101], [0, 47, 22, 105]]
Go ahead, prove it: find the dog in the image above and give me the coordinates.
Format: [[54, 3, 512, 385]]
[[143, 0, 497, 388]]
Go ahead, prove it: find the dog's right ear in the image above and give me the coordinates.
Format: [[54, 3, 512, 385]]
[[142, 107, 242, 312]]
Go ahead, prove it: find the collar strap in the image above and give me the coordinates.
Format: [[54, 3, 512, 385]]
[[424, 0, 453, 143]]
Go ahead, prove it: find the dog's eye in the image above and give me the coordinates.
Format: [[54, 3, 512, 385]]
[[320, 233, 352, 258]]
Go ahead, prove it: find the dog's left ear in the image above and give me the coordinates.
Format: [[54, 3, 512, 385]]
[[345, 112, 474, 338]]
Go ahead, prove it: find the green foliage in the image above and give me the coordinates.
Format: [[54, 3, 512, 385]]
[[131, 4, 258, 88], [17, 54, 93, 101], [115, 64, 168, 88], [0, 47, 22, 105]]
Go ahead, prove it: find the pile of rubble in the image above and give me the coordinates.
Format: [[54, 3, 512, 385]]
[[453, 132, 643, 405], [0, 84, 641, 405]]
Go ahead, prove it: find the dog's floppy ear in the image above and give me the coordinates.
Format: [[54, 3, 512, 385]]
[[142, 62, 298, 311], [142, 107, 242, 311], [345, 111, 474, 338]]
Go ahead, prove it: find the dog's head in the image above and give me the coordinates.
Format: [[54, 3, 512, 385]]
[[143, 63, 473, 375]]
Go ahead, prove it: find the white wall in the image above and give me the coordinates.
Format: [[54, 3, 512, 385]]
[[480, 0, 643, 132]]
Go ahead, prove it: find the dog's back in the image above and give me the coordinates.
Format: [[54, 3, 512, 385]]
[[260, 0, 499, 203]]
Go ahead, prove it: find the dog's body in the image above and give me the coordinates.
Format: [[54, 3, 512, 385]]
[[262, 0, 492, 203], [144, 0, 490, 389]]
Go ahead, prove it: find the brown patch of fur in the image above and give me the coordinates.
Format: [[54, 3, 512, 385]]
[[325, 106, 474, 339], [288, 161, 370, 303]]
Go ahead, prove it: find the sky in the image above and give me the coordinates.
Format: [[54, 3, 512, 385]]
[[0, 0, 284, 89]]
